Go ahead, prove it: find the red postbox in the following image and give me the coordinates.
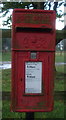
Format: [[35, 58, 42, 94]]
[[11, 9, 56, 112]]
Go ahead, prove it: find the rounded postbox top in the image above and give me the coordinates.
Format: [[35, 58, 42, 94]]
[[12, 9, 56, 51]]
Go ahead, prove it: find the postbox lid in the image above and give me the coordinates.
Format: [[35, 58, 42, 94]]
[[12, 9, 56, 51]]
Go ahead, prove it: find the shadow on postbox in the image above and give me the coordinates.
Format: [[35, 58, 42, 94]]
[[11, 9, 56, 112]]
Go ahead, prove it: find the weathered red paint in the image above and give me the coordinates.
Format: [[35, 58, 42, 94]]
[[11, 9, 56, 112]]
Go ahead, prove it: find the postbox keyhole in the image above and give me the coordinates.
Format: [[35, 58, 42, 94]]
[[30, 52, 37, 59]]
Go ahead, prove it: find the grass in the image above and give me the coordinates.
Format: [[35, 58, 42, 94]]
[[0, 100, 2, 119], [2, 100, 25, 119], [55, 51, 66, 64], [2, 69, 11, 92], [35, 100, 64, 119], [2, 100, 64, 119], [54, 72, 65, 91], [2, 51, 11, 61], [0, 52, 2, 62], [56, 65, 65, 73], [55, 52, 64, 63]]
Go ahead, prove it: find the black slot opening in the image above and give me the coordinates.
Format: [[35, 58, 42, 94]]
[[16, 27, 52, 33]]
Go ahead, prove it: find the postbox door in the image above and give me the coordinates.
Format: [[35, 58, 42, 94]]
[[12, 51, 54, 111]]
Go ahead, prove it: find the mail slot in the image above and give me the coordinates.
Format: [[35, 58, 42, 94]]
[[11, 9, 56, 112]]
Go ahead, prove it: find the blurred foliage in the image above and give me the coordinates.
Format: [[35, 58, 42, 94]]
[[0, 1, 65, 27]]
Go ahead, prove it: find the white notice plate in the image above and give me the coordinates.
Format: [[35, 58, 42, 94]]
[[25, 62, 42, 93]]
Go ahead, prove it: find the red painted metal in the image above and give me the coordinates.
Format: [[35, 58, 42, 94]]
[[11, 9, 56, 112]]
